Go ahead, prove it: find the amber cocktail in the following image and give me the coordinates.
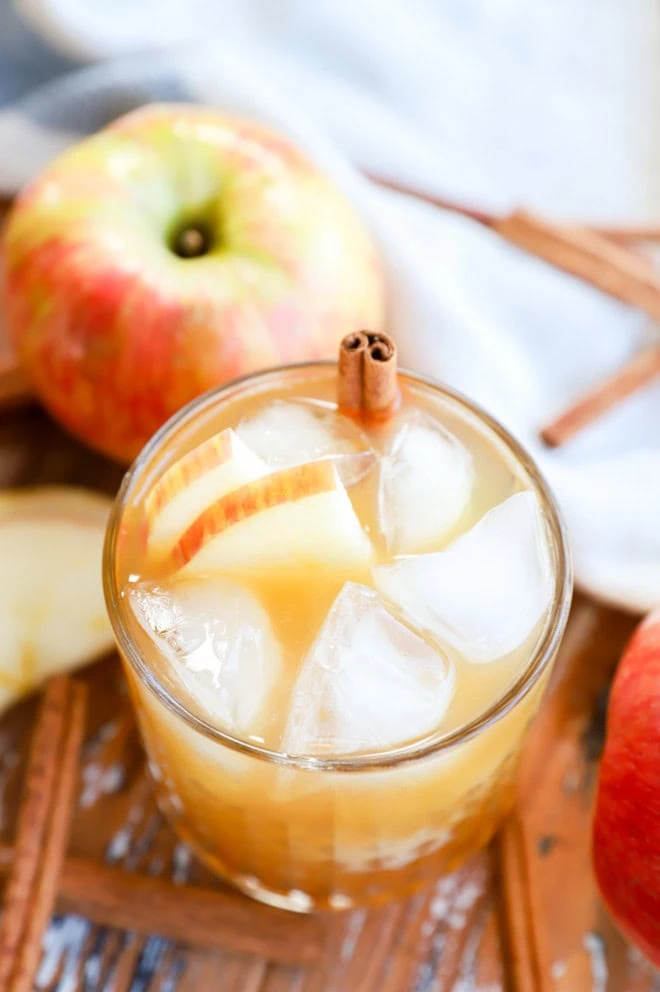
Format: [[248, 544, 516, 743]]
[[104, 361, 571, 911]]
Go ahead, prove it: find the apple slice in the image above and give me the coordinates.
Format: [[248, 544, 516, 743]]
[[0, 487, 114, 711], [145, 428, 267, 557], [172, 460, 372, 576]]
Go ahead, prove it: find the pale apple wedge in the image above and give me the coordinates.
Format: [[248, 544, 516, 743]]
[[172, 461, 372, 576], [146, 428, 267, 557], [0, 486, 114, 711]]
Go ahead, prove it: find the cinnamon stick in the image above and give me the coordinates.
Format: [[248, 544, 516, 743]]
[[365, 171, 660, 245], [11, 683, 86, 992], [0, 676, 87, 992], [0, 677, 72, 987], [0, 356, 32, 413], [369, 173, 660, 312], [338, 331, 400, 418], [363, 332, 400, 417], [497, 821, 551, 992], [367, 175, 660, 446], [595, 223, 660, 245], [0, 847, 324, 966], [494, 210, 660, 321], [338, 330, 369, 413], [541, 347, 660, 447], [365, 171, 497, 228]]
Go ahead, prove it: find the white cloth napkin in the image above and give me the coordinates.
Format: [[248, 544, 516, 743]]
[[3, 0, 660, 613]]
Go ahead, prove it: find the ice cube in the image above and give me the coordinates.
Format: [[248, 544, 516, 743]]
[[378, 412, 474, 554], [236, 399, 375, 486], [374, 492, 553, 664], [282, 582, 455, 756], [129, 577, 282, 737]]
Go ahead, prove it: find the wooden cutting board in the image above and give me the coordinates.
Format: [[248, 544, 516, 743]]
[[0, 206, 656, 992]]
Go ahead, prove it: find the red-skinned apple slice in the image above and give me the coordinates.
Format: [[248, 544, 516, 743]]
[[145, 428, 267, 557], [171, 460, 372, 575], [0, 487, 114, 711]]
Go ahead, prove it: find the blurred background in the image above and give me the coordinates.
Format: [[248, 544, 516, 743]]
[[3, 0, 660, 217], [0, 0, 69, 104]]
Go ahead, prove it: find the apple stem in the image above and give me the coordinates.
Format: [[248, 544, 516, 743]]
[[173, 227, 210, 259]]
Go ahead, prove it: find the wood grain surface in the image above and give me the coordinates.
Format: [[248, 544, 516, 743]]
[[0, 198, 656, 990]]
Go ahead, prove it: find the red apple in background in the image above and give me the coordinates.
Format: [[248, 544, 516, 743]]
[[593, 611, 660, 967], [1, 104, 385, 462]]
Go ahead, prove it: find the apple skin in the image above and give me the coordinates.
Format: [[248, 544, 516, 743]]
[[169, 458, 372, 575], [2, 104, 385, 462], [593, 610, 660, 966]]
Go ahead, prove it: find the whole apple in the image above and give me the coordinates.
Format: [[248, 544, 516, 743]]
[[593, 611, 660, 966], [2, 104, 385, 462]]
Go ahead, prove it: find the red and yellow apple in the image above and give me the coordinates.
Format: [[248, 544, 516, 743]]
[[2, 104, 385, 462], [593, 611, 660, 966], [145, 427, 266, 557], [0, 486, 114, 710]]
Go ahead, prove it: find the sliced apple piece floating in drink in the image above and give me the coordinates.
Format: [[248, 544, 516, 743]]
[[145, 428, 267, 557], [172, 460, 373, 576], [0, 486, 114, 711]]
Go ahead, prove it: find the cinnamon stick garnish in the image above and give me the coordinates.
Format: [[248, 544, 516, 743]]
[[338, 330, 369, 413], [338, 330, 400, 418], [363, 332, 400, 417], [541, 347, 660, 447], [0, 847, 324, 966], [0, 356, 32, 413], [0, 676, 86, 992]]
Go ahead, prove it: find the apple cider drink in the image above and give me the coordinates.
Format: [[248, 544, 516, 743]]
[[105, 347, 570, 911]]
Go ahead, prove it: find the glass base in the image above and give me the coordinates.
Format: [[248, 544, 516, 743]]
[[153, 784, 505, 913], [168, 817, 483, 914], [147, 751, 521, 913], [173, 826, 336, 912]]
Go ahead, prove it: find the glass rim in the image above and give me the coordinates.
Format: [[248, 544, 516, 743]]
[[103, 361, 573, 773]]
